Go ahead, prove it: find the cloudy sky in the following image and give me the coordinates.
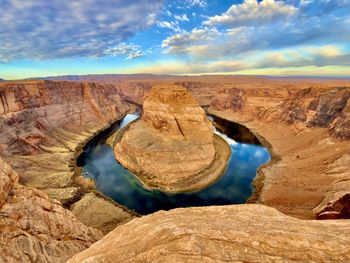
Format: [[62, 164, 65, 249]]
[[0, 0, 349, 79]]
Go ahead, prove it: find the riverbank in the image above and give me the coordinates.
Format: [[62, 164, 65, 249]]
[[208, 108, 349, 219]]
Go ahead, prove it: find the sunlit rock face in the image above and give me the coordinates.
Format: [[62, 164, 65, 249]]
[[67, 205, 350, 263], [114, 84, 225, 192], [0, 80, 136, 233], [0, 157, 103, 263]]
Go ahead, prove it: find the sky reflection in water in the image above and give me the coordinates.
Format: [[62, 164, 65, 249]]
[[82, 113, 270, 215]]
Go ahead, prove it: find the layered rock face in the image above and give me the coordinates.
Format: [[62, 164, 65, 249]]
[[205, 81, 350, 219], [68, 205, 350, 263], [0, 157, 103, 263], [0, 80, 136, 233], [281, 87, 350, 138], [112, 76, 350, 219], [114, 84, 230, 192]]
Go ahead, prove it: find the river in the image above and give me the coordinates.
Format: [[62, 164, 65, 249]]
[[77, 113, 270, 215]]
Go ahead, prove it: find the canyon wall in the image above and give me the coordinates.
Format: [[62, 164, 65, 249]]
[[1, 76, 349, 262], [115, 76, 350, 219], [0, 80, 136, 234]]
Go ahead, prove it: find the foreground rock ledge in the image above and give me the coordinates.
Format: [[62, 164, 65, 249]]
[[114, 84, 231, 192], [67, 204, 350, 263], [0, 157, 103, 263]]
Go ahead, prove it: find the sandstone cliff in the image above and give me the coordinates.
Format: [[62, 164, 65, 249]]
[[0, 157, 103, 263], [67, 204, 350, 263], [205, 81, 350, 219], [114, 76, 350, 219], [0, 80, 136, 232], [1, 76, 349, 263], [114, 84, 230, 192]]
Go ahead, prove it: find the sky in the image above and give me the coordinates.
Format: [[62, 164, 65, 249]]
[[0, 0, 349, 80]]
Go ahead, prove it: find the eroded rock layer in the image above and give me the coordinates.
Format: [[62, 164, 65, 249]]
[[114, 77, 350, 219], [0, 76, 349, 263], [0, 80, 136, 232], [67, 204, 350, 263], [0, 157, 103, 263], [114, 84, 230, 192]]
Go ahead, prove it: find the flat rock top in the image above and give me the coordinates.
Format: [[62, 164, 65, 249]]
[[67, 204, 350, 263]]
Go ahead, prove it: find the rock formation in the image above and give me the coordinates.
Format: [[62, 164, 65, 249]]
[[0, 157, 103, 263], [211, 88, 246, 111], [114, 84, 231, 192], [207, 83, 350, 219], [1, 76, 350, 263], [0, 80, 136, 232], [114, 76, 350, 219], [67, 204, 350, 263]]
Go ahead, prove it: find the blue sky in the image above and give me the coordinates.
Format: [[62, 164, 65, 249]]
[[0, 0, 349, 79]]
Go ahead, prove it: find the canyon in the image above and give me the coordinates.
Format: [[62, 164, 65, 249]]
[[113, 84, 230, 192], [0, 76, 349, 262], [0, 80, 140, 261]]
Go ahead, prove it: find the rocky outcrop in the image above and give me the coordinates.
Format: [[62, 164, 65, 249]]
[[0, 158, 18, 208], [112, 76, 350, 218], [114, 84, 230, 192], [281, 87, 350, 138], [0, 157, 103, 263], [0, 80, 136, 232], [70, 193, 134, 234], [67, 204, 350, 263], [1, 76, 349, 263], [117, 81, 153, 105], [207, 82, 350, 219], [330, 97, 350, 139], [313, 154, 350, 219], [211, 88, 246, 112], [307, 87, 350, 128]]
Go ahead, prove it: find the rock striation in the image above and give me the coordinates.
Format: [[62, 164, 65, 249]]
[[112, 76, 350, 219], [206, 82, 350, 219], [67, 204, 350, 263], [0, 80, 136, 232], [1, 76, 350, 263], [114, 84, 230, 192], [0, 157, 103, 263]]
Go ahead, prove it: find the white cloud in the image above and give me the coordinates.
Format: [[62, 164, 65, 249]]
[[174, 14, 189, 22], [156, 41, 350, 74], [162, 27, 222, 56], [158, 21, 183, 33], [185, 0, 207, 8], [308, 45, 345, 58], [161, 0, 350, 64], [204, 0, 297, 27], [103, 43, 144, 60], [0, 0, 163, 61]]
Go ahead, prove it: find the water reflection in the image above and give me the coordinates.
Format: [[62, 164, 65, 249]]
[[81, 113, 270, 215]]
